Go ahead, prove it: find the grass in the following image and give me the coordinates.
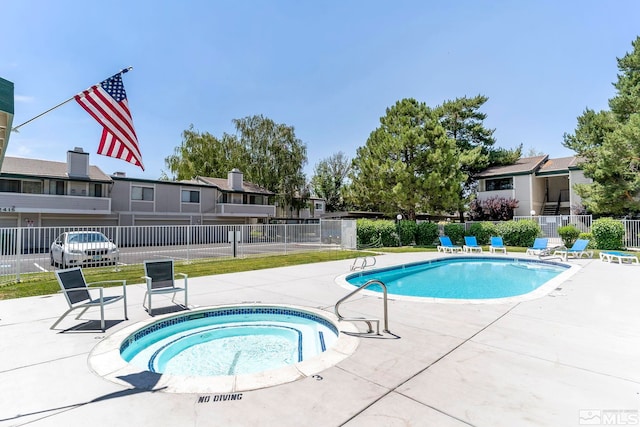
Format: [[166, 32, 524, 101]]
[[0, 250, 376, 300]]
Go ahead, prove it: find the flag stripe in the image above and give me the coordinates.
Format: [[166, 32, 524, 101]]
[[74, 72, 144, 170], [76, 88, 142, 160], [76, 89, 143, 168]]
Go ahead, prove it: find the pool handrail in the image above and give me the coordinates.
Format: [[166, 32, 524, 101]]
[[350, 256, 377, 271], [334, 279, 389, 335]]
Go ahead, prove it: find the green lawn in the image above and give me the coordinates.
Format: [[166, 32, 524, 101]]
[[0, 250, 375, 300]]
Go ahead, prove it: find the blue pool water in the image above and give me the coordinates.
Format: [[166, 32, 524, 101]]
[[121, 306, 339, 376], [345, 257, 568, 299]]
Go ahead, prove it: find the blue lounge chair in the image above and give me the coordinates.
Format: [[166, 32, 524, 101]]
[[526, 238, 549, 255], [463, 236, 483, 253], [489, 236, 507, 254], [599, 251, 639, 264], [437, 236, 462, 253], [553, 239, 594, 261]]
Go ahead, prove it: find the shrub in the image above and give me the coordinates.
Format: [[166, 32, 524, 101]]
[[443, 223, 465, 245], [356, 219, 399, 247], [398, 220, 417, 246], [557, 225, 581, 247], [591, 218, 625, 250], [468, 196, 519, 221], [416, 222, 439, 246], [356, 219, 380, 248], [467, 222, 497, 245], [496, 219, 541, 247]]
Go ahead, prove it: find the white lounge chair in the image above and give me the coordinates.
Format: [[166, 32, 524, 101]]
[[489, 236, 507, 254], [463, 236, 483, 253], [51, 267, 127, 332], [437, 236, 462, 253], [599, 251, 639, 264], [553, 239, 594, 261], [526, 238, 549, 255]]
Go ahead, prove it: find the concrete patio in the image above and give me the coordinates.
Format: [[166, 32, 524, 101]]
[[1, 252, 639, 426]]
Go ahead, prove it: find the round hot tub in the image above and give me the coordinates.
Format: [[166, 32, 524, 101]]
[[89, 304, 358, 394]]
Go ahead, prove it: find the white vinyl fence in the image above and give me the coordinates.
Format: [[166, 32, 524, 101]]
[[621, 219, 640, 248], [513, 215, 592, 244], [0, 220, 355, 283], [513, 215, 640, 248]]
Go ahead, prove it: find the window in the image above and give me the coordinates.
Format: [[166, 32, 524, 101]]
[[485, 178, 513, 191], [22, 181, 43, 194], [246, 194, 264, 205], [132, 186, 154, 201], [52, 180, 65, 195], [0, 179, 20, 193], [181, 190, 200, 203], [314, 202, 324, 210]]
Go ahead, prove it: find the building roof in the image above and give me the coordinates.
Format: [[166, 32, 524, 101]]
[[475, 155, 584, 178], [0, 156, 112, 182], [537, 156, 576, 174], [196, 176, 273, 195], [475, 155, 548, 178]]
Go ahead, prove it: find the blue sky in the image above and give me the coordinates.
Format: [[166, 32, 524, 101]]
[[3, 1, 640, 180]]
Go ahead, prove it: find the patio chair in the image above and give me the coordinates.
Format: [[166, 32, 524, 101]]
[[599, 251, 639, 264], [51, 267, 127, 332], [143, 259, 188, 315], [489, 236, 507, 254], [525, 238, 549, 255], [552, 239, 594, 261], [463, 236, 483, 253], [437, 236, 462, 253]]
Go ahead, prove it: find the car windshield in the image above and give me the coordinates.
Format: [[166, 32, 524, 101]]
[[67, 233, 109, 244]]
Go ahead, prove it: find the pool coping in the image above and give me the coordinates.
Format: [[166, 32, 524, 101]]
[[335, 254, 581, 304], [88, 303, 360, 394]]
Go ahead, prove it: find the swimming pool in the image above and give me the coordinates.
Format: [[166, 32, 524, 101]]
[[339, 256, 578, 303], [89, 304, 359, 393]]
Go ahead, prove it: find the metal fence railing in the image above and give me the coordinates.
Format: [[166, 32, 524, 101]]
[[0, 220, 356, 283]]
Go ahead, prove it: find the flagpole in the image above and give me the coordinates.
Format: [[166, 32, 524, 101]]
[[11, 67, 133, 133]]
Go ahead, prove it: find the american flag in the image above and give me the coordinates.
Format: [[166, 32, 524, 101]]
[[75, 72, 144, 170]]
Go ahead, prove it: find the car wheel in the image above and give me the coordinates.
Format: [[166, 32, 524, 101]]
[[61, 255, 67, 269], [50, 252, 55, 267]]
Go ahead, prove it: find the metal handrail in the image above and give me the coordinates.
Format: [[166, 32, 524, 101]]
[[350, 256, 376, 271], [334, 279, 389, 334]]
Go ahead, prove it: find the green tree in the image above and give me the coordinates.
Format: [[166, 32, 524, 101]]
[[164, 126, 243, 180], [563, 37, 640, 215], [348, 98, 464, 219], [436, 95, 520, 220], [232, 115, 308, 211], [165, 116, 308, 209], [311, 152, 351, 212]]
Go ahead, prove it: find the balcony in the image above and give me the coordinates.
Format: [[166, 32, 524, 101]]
[[215, 203, 276, 217], [0, 193, 111, 214]]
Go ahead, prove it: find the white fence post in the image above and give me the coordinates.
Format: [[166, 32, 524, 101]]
[[16, 227, 22, 282]]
